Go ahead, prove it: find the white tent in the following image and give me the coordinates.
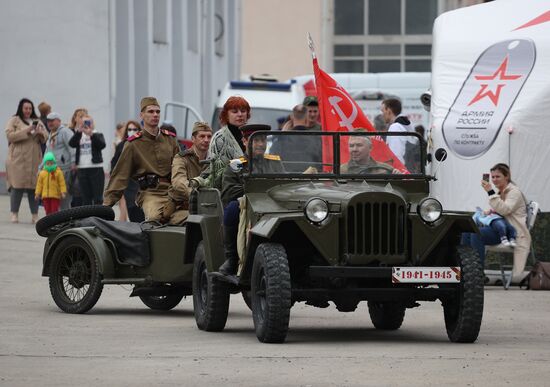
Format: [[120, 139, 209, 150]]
[[429, 0, 550, 212]]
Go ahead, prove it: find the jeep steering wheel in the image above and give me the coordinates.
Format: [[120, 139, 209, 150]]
[[358, 164, 394, 174]]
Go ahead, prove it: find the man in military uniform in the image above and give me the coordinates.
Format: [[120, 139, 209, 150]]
[[104, 97, 179, 221], [341, 133, 396, 174], [219, 124, 283, 275], [162, 121, 213, 224]]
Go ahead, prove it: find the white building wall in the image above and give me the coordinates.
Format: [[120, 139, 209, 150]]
[[1, 0, 240, 191], [241, 0, 325, 81], [0, 0, 111, 190]]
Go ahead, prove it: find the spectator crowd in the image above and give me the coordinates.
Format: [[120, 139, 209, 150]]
[[4, 98, 143, 223], [4, 95, 428, 224]]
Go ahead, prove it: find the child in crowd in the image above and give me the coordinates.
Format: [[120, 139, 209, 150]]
[[473, 207, 517, 247], [35, 152, 67, 215]]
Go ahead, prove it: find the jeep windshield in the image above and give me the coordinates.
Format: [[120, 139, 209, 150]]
[[248, 131, 426, 177]]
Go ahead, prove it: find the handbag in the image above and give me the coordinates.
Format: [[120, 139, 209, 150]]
[[523, 261, 550, 290]]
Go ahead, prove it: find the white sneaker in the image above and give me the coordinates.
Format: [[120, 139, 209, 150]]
[[500, 238, 511, 247], [509, 238, 517, 247]]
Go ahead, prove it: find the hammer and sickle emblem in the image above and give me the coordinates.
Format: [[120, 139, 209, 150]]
[[328, 87, 358, 131]]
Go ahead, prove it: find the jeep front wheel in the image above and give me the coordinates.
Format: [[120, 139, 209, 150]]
[[192, 241, 230, 331], [442, 245, 484, 343], [367, 302, 406, 330], [251, 243, 291, 343]]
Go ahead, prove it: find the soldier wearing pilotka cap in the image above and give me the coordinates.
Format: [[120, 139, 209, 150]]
[[162, 121, 213, 223], [103, 96, 180, 222]]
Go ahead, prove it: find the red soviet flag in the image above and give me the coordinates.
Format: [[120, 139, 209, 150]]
[[313, 58, 407, 172]]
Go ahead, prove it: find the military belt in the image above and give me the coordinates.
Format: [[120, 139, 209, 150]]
[[137, 174, 171, 190]]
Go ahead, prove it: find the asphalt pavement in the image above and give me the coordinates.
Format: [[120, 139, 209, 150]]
[[1, 195, 549, 386]]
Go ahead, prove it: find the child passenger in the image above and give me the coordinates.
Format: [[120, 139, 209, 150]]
[[35, 152, 67, 215], [473, 207, 517, 247]]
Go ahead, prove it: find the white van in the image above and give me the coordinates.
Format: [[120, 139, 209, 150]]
[[212, 77, 306, 131], [293, 72, 431, 130]]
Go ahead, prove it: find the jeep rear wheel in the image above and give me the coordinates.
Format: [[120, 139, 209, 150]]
[[442, 245, 484, 343], [251, 243, 291, 343], [139, 291, 185, 311], [192, 241, 229, 331], [367, 302, 406, 330]]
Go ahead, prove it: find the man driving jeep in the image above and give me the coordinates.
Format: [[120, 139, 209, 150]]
[[219, 124, 283, 276], [341, 133, 396, 174]]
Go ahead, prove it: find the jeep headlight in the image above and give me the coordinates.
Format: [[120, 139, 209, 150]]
[[304, 198, 329, 224], [418, 198, 442, 223]]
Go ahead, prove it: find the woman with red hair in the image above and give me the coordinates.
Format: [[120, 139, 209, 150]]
[[205, 96, 250, 188]]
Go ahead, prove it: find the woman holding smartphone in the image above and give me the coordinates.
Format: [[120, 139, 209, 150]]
[[5, 98, 48, 223], [463, 163, 531, 285], [69, 114, 106, 205]]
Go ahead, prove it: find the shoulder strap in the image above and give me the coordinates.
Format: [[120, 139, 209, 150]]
[[127, 131, 142, 142], [178, 148, 194, 157]]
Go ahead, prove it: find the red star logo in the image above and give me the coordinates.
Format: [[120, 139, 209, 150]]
[[468, 56, 522, 106]]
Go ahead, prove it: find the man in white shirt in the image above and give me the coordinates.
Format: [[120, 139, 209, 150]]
[[381, 98, 415, 167]]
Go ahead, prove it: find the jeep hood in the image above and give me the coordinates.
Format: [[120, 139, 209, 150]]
[[267, 180, 406, 204]]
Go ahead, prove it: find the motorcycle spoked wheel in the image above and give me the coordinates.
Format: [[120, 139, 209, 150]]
[[49, 236, 103, 313]]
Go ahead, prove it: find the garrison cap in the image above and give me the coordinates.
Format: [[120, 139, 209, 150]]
[[140, 96, 160, 112], [192, 121, 212, 135], [240, 124, 271, 139]]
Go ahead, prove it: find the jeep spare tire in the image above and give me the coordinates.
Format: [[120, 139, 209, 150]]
[[368, 302, 406, 330], [36, 205, 115, 237]]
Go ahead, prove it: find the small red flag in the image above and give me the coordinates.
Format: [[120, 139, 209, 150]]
[[312, 58, 407, 172]]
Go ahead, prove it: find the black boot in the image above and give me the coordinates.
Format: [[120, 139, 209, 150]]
[[219, 225, 239, 276]]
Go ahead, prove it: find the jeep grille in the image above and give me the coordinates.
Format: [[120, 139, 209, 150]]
[[346, 201, 406, 257]]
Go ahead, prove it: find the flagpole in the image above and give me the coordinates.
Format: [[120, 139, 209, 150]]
[[307, 32, 316, 59]]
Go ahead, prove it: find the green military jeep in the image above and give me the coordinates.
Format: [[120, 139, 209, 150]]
[[188, 130, 483, 343]]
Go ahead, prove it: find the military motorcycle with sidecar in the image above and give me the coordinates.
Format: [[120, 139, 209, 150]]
[[36, 206, 195, 313]]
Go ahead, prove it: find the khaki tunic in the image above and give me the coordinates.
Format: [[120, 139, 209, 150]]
[[163, 147, 206, 224], [341, 158, 393, 174], [168, 147, 204, 207], [103, 129, 179, 220], [5, 116, 47, 189]]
